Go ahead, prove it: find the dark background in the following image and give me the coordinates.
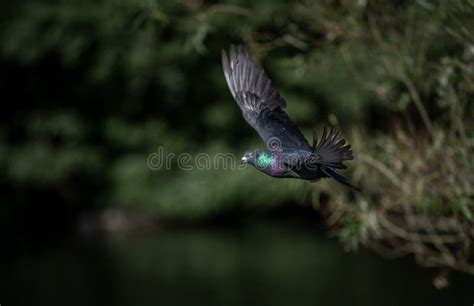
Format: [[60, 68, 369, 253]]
[[1, 0, 473, 305]]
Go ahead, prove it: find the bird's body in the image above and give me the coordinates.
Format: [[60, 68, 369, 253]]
[[222, 45, 360, 191]]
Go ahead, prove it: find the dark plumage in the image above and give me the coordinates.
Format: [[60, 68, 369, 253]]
[[222, 45, 360, 191]]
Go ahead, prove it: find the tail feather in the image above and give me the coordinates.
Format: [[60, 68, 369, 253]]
[[320, 165, 361, 192]]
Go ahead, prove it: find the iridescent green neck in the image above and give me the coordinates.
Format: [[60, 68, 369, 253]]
[[256, 151, 275, 168]]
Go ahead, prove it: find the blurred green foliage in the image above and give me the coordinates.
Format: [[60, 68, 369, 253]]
[[8, 220, 474, 306], [1, 0, 473, 271]]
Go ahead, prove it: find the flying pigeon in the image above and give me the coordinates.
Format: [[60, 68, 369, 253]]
[[221, 45, 360, 191]]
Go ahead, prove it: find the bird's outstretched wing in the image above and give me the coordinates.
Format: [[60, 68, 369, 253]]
[[308, 127, 354, 169], [221, 45, 311, 151]]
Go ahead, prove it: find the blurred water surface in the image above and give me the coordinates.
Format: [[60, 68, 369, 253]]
[[3, 218, 472, 306]]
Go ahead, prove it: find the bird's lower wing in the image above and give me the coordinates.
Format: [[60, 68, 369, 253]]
[[307, 127, 354, 169]]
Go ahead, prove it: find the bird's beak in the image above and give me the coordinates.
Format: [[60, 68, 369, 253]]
[[241, 156, 248, 164]]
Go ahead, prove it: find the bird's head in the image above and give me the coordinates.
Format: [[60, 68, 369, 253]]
[[241, 149, 259, 166], [241, 149, 275, 170]]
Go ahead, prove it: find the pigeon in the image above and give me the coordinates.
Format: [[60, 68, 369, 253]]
[[221, 45, 360, 191]]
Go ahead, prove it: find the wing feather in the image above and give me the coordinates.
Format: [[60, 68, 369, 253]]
[[222, 45, 310, 150], [310, 127, 354, 169]]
